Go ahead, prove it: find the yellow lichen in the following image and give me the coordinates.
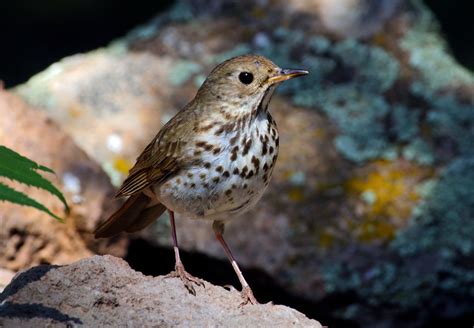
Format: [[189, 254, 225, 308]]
[[345, 160, 434, 242], [68, 105, 82, 118], [113, 157, 133, 175], [358, 219, 397, 241]]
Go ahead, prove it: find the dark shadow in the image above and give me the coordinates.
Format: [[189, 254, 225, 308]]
[[0, 265, 82, 325], [126, 238, 474, 327], [125, 238, 359, 328], [0, 265, 58, 302], [0, 302, 82, 325], [0, 0, 174, 87], [426, 0, 474, 70]]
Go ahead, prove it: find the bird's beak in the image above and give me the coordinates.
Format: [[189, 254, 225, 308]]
[[268, 69, 309, 84]]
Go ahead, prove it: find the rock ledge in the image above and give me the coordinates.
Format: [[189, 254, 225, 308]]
[[0, 255, 322, 327]]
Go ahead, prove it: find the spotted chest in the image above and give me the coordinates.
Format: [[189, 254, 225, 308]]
[[156, 112, 279, 221]]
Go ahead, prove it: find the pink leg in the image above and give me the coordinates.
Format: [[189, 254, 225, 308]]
[[213, 221, 259, 305], [165, 210, 204, 295]]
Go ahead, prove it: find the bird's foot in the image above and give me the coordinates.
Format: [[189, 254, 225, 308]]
[[165, 261, 204, 296], [239, 286, 259, 306]]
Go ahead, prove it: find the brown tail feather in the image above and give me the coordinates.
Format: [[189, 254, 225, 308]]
[[125, 203, 166, 233], [95, 192, 152, 238]]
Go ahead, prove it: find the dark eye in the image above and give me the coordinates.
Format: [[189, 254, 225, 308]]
[[238, 72, 254, 85]]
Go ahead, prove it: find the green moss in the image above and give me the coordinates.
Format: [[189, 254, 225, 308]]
[[330, 39, 399, 93], [402, 138, 434, 165], [126, 1, 195, 43], [321, 89, 391, 162], [394, 157, 474, 255], [323, 157, 474, 316], [391, 105, 420, 142], [209, 16, 468, 167], [248, 28, 402, 162], [427, 95, 474, 157], [212, 44, 252, 64], [390, 156, 474, 305], [14, 62, 62, 109], [168, 60, 202, 86], [401, 0, 474, 93]]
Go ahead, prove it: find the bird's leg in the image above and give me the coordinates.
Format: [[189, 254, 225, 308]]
[[212, 220, 259, 306], [165, 210, 204, 295]]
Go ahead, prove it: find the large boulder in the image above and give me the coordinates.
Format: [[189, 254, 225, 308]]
[[0, 255, 322, 327]]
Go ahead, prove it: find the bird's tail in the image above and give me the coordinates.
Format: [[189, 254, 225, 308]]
[[94, 192, 166, 238]]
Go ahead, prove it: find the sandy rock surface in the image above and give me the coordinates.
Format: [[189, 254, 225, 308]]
[[0, 255, 322, 327]]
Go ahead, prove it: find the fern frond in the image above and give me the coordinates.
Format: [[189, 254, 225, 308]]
[[0, 145, 69, 220], [0, 182, 64, 222], [0, 145, 54, 173], [0, 158, 69, 212]]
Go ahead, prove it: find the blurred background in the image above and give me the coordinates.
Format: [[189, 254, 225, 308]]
[[1, 0, 473, 87], [0, 0, 473, 327]]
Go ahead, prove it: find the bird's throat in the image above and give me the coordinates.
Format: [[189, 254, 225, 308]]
[[255, 85, 277, 116]]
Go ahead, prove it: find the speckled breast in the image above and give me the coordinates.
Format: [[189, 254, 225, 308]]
[[155, 112, 279, 221]]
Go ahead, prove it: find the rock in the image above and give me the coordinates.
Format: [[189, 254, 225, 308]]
[[12, 0, 474, 326], [0, 89, 124, 271], [14, 50, 170, 186], [0, 268, 15, 293], [0, 255, 323, 327], [300, 0, 402, 37]]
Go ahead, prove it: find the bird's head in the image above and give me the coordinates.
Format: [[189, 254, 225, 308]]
[[196, 55, 308, 116]]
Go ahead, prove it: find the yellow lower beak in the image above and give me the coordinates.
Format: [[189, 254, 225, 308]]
[[268, 69, 309, 84]]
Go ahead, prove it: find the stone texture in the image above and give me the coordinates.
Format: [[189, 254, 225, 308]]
[[15, 51, 170, 186], [0, 268, 15, 293], [0, 89, 125, 271], [0, 255, 323, 327]]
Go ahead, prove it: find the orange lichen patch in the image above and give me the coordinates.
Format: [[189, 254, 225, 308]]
[[345, 160, 434, 242], [113, 157, 133, 175]]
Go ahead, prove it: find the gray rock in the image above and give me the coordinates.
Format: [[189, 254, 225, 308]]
[[0, 255, 322, 327]]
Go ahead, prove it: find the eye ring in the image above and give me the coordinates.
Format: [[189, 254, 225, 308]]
[[238, 72, 254, 85]]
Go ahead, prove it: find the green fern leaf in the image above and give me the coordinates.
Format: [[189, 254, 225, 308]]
[[0, 182, 64, 222], [0, 145, 54, 173], [0, 145, 69, 214]]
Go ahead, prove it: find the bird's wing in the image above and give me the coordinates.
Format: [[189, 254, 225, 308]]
[[115, 110, 193, 198]]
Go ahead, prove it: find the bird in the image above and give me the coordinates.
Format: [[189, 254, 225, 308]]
[[94, 54, 308, 305]]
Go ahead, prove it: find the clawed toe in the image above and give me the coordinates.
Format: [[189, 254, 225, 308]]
[[165, 262, 204, 295], [239, 286, 259, 306]]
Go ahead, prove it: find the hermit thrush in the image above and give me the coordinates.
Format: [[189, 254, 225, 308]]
[[95, 55, 308, 305]]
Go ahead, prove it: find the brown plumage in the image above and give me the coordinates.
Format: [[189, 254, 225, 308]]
[[95, 192, 166, 237], [94, 54, 308, 305]]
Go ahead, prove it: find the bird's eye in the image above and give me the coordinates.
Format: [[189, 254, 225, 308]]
[[238, 72, 254, 85]]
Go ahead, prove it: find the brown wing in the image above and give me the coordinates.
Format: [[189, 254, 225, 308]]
[[115, 110, 193, 198]]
